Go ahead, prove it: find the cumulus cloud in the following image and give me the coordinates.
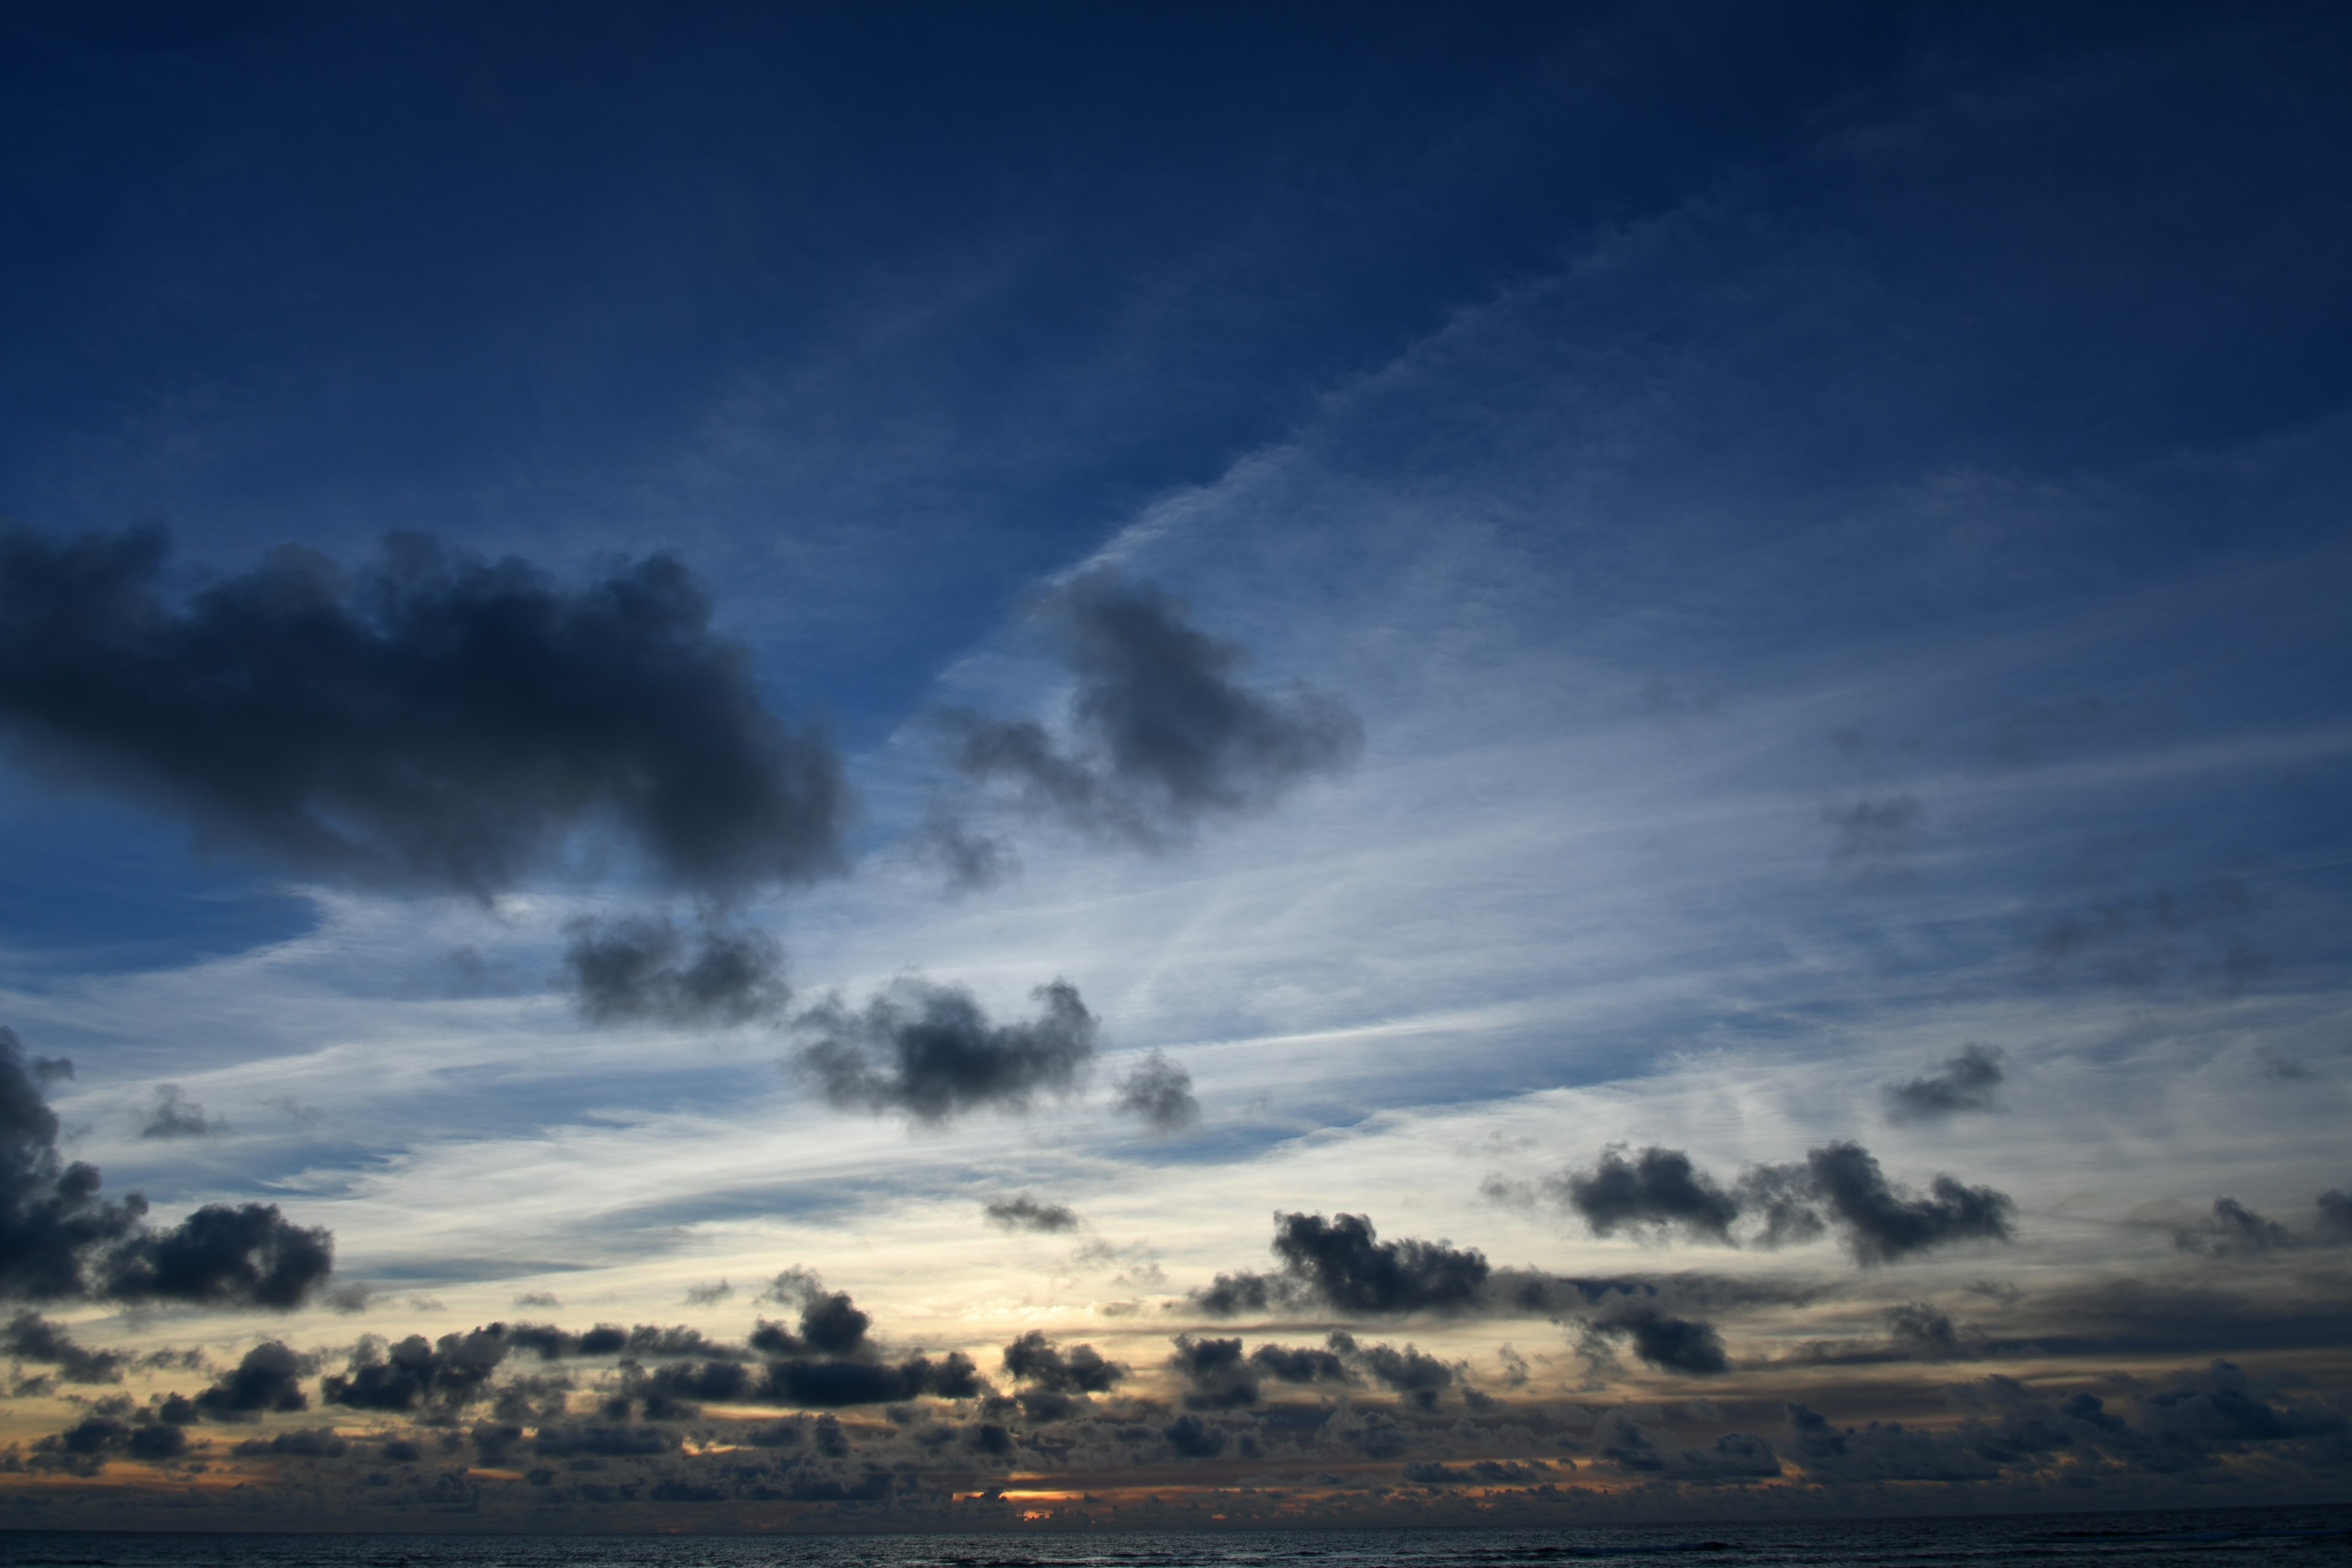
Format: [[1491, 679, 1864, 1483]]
[[195, 1341, 313, 1420], [1553, 1146, 1739, 1243], [947, 570, 1362, 852], [1190, 1212, 1491, 1316], [1, 1311, 124, 1383], [1003, 1330, 1128, 1396], [1578, 1302, 1730, 1377], [793, 978, 1096, 1123], [1111, 1049, 1200, 1133], [983, 1194, 1080, 1233], [0, 1028, 336, 1310], [1542, 1140, 2013, 1265], [563, 916, 791, 1028], [321, 1328, 514, 1413], [0, 526, 848, 898], [1882, 1044, 2006, 1121]]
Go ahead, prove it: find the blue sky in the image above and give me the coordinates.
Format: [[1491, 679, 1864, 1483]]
[[0, 0, 2346, 1530]]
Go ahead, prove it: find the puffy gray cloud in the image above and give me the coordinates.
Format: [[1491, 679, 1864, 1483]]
[[1327, 1330, 1455, 1409], [1112, 1049, 1200, 1134], [1553, 1145, 1739, 1243], [0, 526, 848, 899], [1, 1311, 124, 1383], [948, 570, 1362, 852], [1544, 1140, 2013, 1265], [983, 1194, 1079, 1233], [1168, 1335, 1258, 1411], [794, 978, 1097, 1123], [322, 1327, 513, 1412], [1580, 1302, 1730, 1377], [195, 1341, 312, 1420], [1002, 1331, 1127, 1395], [1883, 1044, 2006, 1121], [1189, 1213, 1494, 1318], [563, 916, 790, 1028]]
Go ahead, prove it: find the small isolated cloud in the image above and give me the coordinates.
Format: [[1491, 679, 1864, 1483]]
[[793, 978, 1097, 1123], [1112, 1049, 1200, 1133], [684, 1279, 734, 1306], [946, 570, 1362, 853], [1883, 1044, 2007, 1121], [138, 1084, 225, 1140], [513, 1291, 560, 1309], [0, 526, 849, 899], [984, 1195, 1079, 1233], [564, 914, 790, 1028]]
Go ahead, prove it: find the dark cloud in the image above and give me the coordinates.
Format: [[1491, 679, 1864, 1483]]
[[1327, 1330, 1455, 1409], [1882, 1044, 2005, 1121], [1189, 1212, 1492, 1317], [563, 916, 791, 1028], [761, 1352, 982, 1409], [137, 1084, 224, 1140], [1169, 1335, 1258, 1411], [2173, 1189, 2352, 1256], [508, 1322, 749, 1363], [1273, 1212, 1491, 1314], [794, 978, 1096, 1123], [2175, 1197, 2294, 1257], [195, 1340, 312, 1420], [1402, 1458, 1560, 1485], [752, 1289, 872, 1359], [1768, 1142, 2012, 1265], [30, 1412, 191, 1474], [101, 1200, 337, 1309], [0, 1028, 337, 1310], [0, 526, 848, 898], [1112, 1050, 1200, 1134], [322, 1327, 513, 1413], [1161, 1411, 1228, 1458], [1248, 1339, 1355, 1387], [1002, 1332, 1126, 1395], [1542, 1140, 2013, 1266], [983, 1194, 1079, 1233], [1553, 1145, 1740, 1243], [1, 1311, 124, 1383], [1581, 1303, 1730, 1376], [233, 1427, 350, 1459], [947, 570, 1362, 852]]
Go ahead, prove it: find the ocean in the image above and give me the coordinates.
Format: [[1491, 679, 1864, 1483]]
[[2, 1508, 2350, 1568]]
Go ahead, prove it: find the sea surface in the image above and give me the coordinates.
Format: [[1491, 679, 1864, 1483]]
[[2, 1509, 2348, 1568]]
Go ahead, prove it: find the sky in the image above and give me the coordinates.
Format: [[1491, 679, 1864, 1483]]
[[0, 0, 2347, 1534]]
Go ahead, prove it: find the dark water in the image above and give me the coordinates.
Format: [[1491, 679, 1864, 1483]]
[[2, 1509, 2349, 1568]]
